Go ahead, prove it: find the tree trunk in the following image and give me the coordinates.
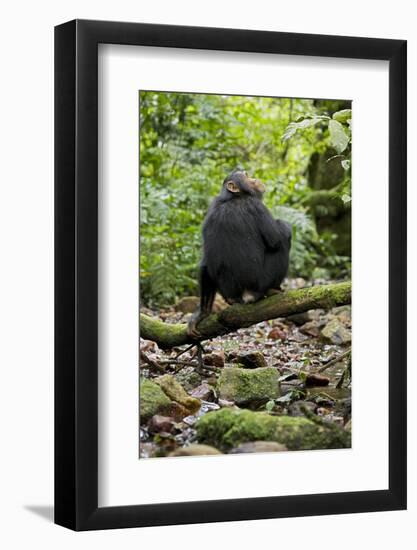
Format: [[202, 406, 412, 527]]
[[140, 281, 351, 349]]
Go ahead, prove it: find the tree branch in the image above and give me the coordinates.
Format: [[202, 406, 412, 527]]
[[140, 281, 351, 349]]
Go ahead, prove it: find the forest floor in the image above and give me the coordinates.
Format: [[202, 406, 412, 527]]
[[139, 278, 352, 458]]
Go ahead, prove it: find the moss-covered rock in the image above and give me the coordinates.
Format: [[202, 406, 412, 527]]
[[217, 367, 280, 405], [155, 374, 201, 414], [140, 378, 173, 422], [196, 408, 351, 451]]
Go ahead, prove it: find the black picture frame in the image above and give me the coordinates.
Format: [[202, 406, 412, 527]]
[[55, 19, 407, 531]]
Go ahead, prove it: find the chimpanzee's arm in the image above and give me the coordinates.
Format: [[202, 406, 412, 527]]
[[257, 205, 286, 250], [278, 219, 292, 243], [187, 265, 217, 338]]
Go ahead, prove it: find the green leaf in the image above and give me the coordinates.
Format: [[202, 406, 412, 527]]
[[265, 400, 275, 412], [329, 120, 349, 154], [298, 371, 307, 382], [332, 109, 352, 124], [282, 115, 330, 142], [276, 393, 294, 404]]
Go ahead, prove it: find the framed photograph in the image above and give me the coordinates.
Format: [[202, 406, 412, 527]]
[[55, 19, 406, 531]]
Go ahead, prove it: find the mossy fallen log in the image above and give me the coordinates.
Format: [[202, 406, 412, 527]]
[[140, 281, 351, 349]]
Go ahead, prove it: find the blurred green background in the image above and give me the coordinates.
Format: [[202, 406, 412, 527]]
[[139, 91, 352, 307]]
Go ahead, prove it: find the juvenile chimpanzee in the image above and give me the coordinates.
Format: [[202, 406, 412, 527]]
[[188, 170, 292, 337]]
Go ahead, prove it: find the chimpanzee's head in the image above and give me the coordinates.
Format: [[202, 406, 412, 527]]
[[222, 170, 266, 198]]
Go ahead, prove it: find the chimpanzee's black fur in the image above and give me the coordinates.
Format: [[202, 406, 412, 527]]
[[188, 170, 291, 336]]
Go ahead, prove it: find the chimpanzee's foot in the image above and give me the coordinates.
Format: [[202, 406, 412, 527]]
[[187, 318, 202, 339], [241, 290, 264, 304], [187, 311, 208, 339]]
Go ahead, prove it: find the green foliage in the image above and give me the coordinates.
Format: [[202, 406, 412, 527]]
[[140, 92, 352, 306], [269, 205, 318, 276], [332, 109, 352, 124], [283, 108, 352, 185], [328, 120, 349, 154], [282, 114, 330, 141]]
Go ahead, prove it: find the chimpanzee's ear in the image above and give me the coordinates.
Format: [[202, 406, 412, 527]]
[[226, 181, 240, 193]]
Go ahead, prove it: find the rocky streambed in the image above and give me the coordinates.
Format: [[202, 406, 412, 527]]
[[139, 297, 352, 458]]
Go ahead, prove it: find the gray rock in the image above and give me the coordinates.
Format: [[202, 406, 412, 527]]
[[235, 351, 267, 369], [191, 383, 215, 401], [230, 441, 288, 454], [299, 320, 322, 337], [169, 444, 222, 457], [288, 400, 317, 417], [321, 318, 351, 344], [287, 309, 324, 326], [174, 367, 202, 391], [333, 305, 352, 324]]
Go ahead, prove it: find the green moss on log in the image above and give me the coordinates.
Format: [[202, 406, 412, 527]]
[[140, 315, 186, 349], [140, 281, 351, 349]]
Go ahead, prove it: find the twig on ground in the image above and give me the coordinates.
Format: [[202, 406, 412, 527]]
[[156, 358, 219, 374], [159, 359, 199, 368], [317, 348, 351, 373], [140, 350, 166, 373], [174, 343, 196, 360]]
